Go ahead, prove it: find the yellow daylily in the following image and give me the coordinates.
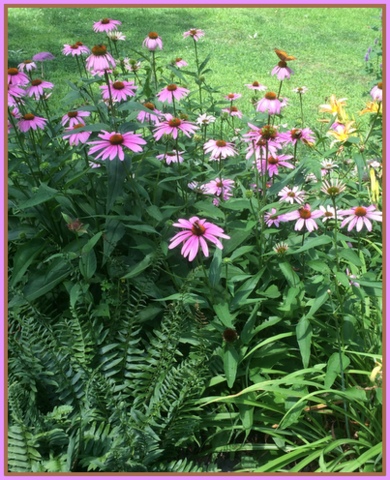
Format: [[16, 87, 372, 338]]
[[359, 100, 382, 116], [369, 167, 380, 203], [327, 120, 357, 146], [319, 94, 348, 121]]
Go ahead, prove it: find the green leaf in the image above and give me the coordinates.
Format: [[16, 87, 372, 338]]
[[279, 262, 299, 287], [288, 235, 332, 254], [81, 232, 103, 254], [306, 285, 330, 318], [103, 219, 125, 265], [296, 317, 312, 368], [223, 343, 239, 388], [231, 271, 263, 310], [18, 183, 58, 209], [121, 253, 154, 279], [10, 239, 46, 287], [106, 159, 126, 214], [339, 248, 363, 267], [209, 247, 222, 288], [324, 352, 351, 389], [214, 302, 235, 328], [23, 259, 71, 301], [79, 249, 97, 280]]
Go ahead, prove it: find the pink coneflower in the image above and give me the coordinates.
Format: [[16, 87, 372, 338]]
[[93, 18, 122, 33], [63, 42, 91, 56], [256, 153, 294, 177], [279, 204, 323, 232], [18, 60, 37, 72], [264, 208, 281, 227], [278, 186, 305, 204], [156, 84, 190, 103], [156, 150, 185, 165], [107, 31, 126, 41], [88, 130, 146, 161], [279, 127, 315, 146], [293, 86, 308, 94], [346, 268, 360, 288], [17, 113, 47, 132], [222, 106, 243, 118], [100, 80, 137, 102], [203, 139, 238, 160], [224, 93, 242, 101], [63, 123, 92, 146], [61, 110, 91, 127], [183, 29, 205, 41], [243, 123, 281, 160], [168, 216, 230, 261], [153, 114, 199, 141], [203, 178, 234, 201], [256, 92, 283, 115], [245, 81, 267, 91], [8, 68, 29, 86], [8, 84, 25, 107], [143, 32, 163, 51], [339, 205, 382, 232], [25, 79, 54, 100], [86, 45, 116, 73], [370, 82, 382, 102], [137, 102, 163, 124], [271, 61, 294, 80], [174, 57, 188, 68]]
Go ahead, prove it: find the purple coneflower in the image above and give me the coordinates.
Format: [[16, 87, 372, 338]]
[[222, 106, 243, 118], [143, 32, 163, 51], [293, 86, 308, 94], [245, 81, 267, 91], [168, 216, 229, 261], [256, 153, 294, 177], [18, 60, 37, 72], [319, 205, 340, 222], [33, 52, 55, 62], [137, 102, 163, 124], [63, 42, 91, 56], [203, 139, 237, 160], [183, 29, 205, 41], [174, 57, 188, 68], [93, 18, 122, 33], [17, 113, 47, 132], [279, 204, 323, 232], [86, 45, 116, 73], [61, 110, 91, 127], [264, 208, 282, 228], [256, 92, 283, 115], [88, 130, 146, 161], [370, 82, 382, 102], [279, 127, 315, 146], [271, 61, 294, 80], [8, 68, 29, 86], [153, 114, 199, 141], [100, 80, 137, 102], [339, 205, 382, 232], [156, 150, 185, 165], [278, 186, 305, 204], [156, 84, 190, 103], [203, 178, 234, 201], [25, 79, 54, 100], [8, 84, 25, 106], [224, 93, 242, 101], [63, 123, 92, 146]]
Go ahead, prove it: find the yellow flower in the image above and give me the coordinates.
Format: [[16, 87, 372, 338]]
[[369, 360, 382, 384], [327, 121, 357, 146], [369, 168, 380, 203], [359, 100, 382, 116], [319, 94, 348, 121]]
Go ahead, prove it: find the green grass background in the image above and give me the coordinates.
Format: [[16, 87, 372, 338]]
[[7, 6, 381, 127]]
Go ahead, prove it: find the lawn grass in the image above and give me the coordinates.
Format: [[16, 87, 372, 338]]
[[7, 6, 381, 127]]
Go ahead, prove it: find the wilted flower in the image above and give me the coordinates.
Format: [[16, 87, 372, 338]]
[[273, 242, 289, 254], [196, 113, 216, 126], [107, 31, 126, 41], [264, 208, 282, 227], [18, 59, 37, 71], [174, 57, 188, 68], [293, 86, 308, 94], [321, 178, 346, 197]]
